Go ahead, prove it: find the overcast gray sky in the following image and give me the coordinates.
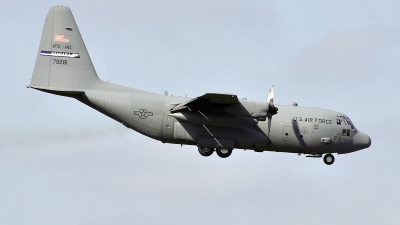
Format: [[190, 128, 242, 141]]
[[1, 0, 399, 224]]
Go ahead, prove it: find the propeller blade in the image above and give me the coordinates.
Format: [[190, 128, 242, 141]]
[[267, 115, 272, 134], [267, 86, 278, 116], [267, 86, 274, 104], [266, 86, 278, 143]]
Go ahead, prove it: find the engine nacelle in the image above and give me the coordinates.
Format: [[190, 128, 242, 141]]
[[224, 100, 268, 121]]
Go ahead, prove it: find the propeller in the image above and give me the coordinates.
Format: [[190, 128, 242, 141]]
[[267, 86, 278, 139], [267, 86, 278, 116]]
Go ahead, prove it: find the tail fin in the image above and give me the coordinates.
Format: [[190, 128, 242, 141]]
[[30, 6, 101, 91]]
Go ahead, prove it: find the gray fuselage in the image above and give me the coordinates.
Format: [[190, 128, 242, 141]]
[[30, 6, 371, 164], [76, 83, 369, 155]]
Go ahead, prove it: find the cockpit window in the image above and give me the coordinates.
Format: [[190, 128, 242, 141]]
[[342, 129, 350, 136], [337, 115, 357, 132], [346, 117, 357, 132], [336, 116, 347, 125]]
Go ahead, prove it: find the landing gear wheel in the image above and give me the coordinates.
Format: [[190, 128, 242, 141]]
[[323, 154, 335, 165], [216, 148, 232, 158], [198, 147, 214, 157]]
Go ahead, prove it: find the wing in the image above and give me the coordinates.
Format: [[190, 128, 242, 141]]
[[170, 92, 239, 113], [169, 93, 260, 128]]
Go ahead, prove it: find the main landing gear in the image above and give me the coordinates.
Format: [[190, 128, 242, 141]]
[[323, 154, 335, 165], [198, 147, 214, 157], [198, 147, 232, 158], [216, 148, 232, 158]]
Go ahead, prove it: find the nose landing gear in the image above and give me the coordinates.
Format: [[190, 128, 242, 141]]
[[323, 154, 335, 165]]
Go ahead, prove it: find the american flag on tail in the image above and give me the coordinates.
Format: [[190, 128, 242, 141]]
[[54, 34, 69, 43]]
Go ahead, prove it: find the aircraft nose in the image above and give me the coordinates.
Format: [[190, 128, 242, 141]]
[[353, 131, 371, 151]]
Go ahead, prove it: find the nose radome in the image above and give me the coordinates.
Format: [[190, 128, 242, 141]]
[[353, 131, 371, 150]]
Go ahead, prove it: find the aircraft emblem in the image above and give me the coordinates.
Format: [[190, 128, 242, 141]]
[[134, 109, 153, 119]]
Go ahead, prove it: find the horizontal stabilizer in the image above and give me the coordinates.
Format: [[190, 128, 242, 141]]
[[28, 85, 84, 97]]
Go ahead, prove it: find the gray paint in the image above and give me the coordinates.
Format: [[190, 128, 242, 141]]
[[29, 5, 371, 165]]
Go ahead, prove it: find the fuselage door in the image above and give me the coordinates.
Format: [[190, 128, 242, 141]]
[[283, 126, 291, 141]]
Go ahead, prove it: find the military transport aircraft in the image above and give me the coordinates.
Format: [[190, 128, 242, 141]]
[[28, 6, 371, 165]]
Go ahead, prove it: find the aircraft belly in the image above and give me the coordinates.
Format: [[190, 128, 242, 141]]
[[166, 119, 268, 149], [233, 127, 268, 149], [131, 115, 162, 139], [81, 91, 164, 140]]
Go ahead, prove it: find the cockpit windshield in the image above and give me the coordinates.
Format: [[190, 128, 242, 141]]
[[337, 115, 357, 132], [346, 117, 357, 132]]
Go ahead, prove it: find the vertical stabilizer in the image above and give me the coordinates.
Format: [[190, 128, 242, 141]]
[[31, 6, 101, 90]]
